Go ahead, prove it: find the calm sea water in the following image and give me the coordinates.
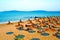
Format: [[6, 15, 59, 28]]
[[0, 11, 60, 23]]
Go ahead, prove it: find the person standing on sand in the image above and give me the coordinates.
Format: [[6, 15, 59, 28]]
[[7, 21, 12, 24]]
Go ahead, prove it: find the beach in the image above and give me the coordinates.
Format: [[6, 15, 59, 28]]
[[0, 0, 60, 40], [0, 16, 60, 40]]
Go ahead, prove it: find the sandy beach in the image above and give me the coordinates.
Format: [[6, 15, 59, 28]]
[[0, 16, 60, 40]]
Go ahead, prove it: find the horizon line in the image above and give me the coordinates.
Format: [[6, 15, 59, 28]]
[[0, 10, 60, 12]]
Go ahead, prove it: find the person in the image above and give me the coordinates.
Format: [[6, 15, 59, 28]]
[[7, 21, 12, 24], [19, 19, 23, 23]]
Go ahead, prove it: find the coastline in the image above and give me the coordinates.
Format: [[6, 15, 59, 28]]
[[0, 18, 34, 24], [0, 19, 26, 24], [0, 16, 59, 24]]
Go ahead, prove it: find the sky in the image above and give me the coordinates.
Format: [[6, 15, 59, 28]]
[[0, 0, 60, 11]]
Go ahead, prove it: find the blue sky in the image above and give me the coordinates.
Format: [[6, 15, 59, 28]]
[[0, 0, 60, 11]]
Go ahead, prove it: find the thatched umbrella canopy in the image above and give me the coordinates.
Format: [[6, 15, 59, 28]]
[[27, 19, 32, 23], [34, 16, 38, 18]]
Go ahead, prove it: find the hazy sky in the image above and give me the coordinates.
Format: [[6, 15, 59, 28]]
[[0, 0, 60, 11]]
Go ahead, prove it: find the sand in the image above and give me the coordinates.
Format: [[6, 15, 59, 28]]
[[0, 17, 60, 40]]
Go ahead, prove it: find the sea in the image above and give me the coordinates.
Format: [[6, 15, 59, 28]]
[[0, 10, 60, 24]]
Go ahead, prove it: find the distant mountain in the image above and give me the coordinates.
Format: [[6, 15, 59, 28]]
[[1, 10, 22, 13], [30, 10, 46, 12], [0, 10, 60, 13]]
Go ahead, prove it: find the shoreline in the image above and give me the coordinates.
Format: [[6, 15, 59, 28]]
[[0, 18, 34, 24], [0, 16, 60, 24], [0, 21, 19, 24], [0, 20, 26, 24]]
